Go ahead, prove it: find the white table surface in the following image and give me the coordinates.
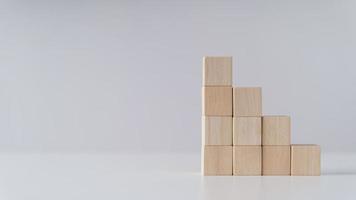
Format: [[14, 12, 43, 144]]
[[0, 152, 355, 200]]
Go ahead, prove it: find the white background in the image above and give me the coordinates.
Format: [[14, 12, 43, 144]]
[[1, 1, 356, 200], [1, 0, 356, 154]]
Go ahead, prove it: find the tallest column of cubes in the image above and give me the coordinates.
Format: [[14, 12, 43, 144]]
[[202, 57, 233, 176]]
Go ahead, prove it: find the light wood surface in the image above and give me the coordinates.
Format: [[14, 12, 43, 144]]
[[233, 117, 261, 145], [233, 87, 262, 117], [262, 116, 290, 145], [202, 116, 232, 145], [233, 146, 261, 175], [262, 145, 291, 176], [203, 56, 232, 86], [202, 87, 232, 116], [291, 144, 321, 176], [202, 146, 233, 176]]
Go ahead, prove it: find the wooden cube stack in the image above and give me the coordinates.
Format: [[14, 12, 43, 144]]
[[201, 56, 321, 176], [202, 57, 233, 175]]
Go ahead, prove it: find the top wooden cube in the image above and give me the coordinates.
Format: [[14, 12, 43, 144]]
[[203, 57, 232, 86], [233, 87, 262, 117]]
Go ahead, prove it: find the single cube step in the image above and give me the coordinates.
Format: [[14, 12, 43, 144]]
[[202, 146, 233, 176], [291, 145, 321, 176], [263, 146, 291, 176], [203, 56, 232, 86], [262, 116, 291, 145], [233, 117, 261, 145], [233, 146, 262, 176], [202, 116, 232, 145], [233, 87, 262, 117], [202, 87, 232, 116]]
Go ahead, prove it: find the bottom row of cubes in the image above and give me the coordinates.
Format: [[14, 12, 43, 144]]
[[202, 145, 320, 176]]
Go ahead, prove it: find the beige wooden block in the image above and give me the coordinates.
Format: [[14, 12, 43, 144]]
[[203, 56, 232, 86], [262, 116, 291, 145], [263, 146, 291, 176], [202, 87, 232, 116], [233, 87, 262, 117], [202, 116, 232, 145], [233, 117, 261, 145], [291, 145, 321, 176], [233, 146, 261, 175], [202, 146, 233, 176]]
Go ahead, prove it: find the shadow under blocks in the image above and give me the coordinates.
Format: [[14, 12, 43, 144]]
[[201, 56, 321, 176]]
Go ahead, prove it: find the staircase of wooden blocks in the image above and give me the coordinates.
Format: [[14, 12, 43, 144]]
[[202, 56, 321, 176]]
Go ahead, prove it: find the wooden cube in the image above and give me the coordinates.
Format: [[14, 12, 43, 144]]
[[202, 87, 232, 116], [262, 146, 290, 176], [202, 146, 233, 176], [291, 145, 321, 176], [262, 116, 291, 145], [233, 117, 261, 145], [203, 56, 232, 86], [233, 146, 261, 175], [202, 116, 232, 145], [233, 87, 262, 117]]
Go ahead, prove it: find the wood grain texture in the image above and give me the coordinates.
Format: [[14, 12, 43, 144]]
[[262, 116, 291, 145], [233, 87, 262, 117], [291, 145, 321, 176], [203, 56, 232, 86], [202, 116, 232, 145], [233, 146, 261, 175], [233, 117, 261, 145], [202, 146, 233, 176], [202, 87, 232, 116], [262, 146, 291, 176]]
